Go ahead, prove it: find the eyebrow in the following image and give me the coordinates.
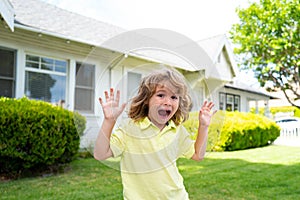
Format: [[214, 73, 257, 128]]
[[155, 89, 179, 96]]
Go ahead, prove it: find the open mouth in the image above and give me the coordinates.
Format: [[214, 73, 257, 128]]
[[158, 109, 171, 117]]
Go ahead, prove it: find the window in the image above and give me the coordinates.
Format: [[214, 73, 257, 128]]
[[234, 96, 240, 111], [219, 92, 240, 111], [75, 62, 95, 112], [0, 48, 15, 98], [127, 72, 141, 100], [219, 93, 225, 110], [226, 94, 234, 111], [25, 54, 67, 104]]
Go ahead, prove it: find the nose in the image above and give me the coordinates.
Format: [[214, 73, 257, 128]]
[[163, 97, 172, 106]]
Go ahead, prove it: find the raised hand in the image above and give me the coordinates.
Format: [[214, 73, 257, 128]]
[[99, 88, 127, 122], [199, 101, 217, 127]]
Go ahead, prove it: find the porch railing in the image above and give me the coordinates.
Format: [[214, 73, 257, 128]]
[[274, 126, 300, 146]]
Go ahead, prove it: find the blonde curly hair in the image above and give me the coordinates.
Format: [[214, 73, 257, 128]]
[[128, 68, 192, 126]]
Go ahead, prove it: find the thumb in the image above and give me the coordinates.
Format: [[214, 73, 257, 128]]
[[121, 103, 127, 111]]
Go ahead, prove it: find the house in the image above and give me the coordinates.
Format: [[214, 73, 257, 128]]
[[197, 35, 276, 115], [1, 0, 273, 148]]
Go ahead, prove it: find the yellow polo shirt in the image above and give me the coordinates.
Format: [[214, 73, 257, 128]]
[[110, 117, 195, 200]]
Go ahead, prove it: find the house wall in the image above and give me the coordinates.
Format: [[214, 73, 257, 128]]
[[218, 87, 270, 113], [209, 48, 234, 81], [1, 24, 217, 148], [0, 24, 121, 113], [0, 25, 119, 148]]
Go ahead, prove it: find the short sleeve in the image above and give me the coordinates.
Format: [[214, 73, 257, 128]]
[[178, 126, 195, 159], [110, 128, 125, 158]]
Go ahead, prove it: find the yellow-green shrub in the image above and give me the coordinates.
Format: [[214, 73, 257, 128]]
[[0, 97, 86, 177], [184, 111, 280, 152]]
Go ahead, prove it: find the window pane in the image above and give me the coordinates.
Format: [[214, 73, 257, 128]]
[[0, 49, 15, 77], [219, 93, 225, 110], [55, 60, 67, 73], [25, 71, 66, 103], [41, 57, 54, 65], [75, 62, 95, 112], [234, 96, 240, 111], [0, 79, 13, 97], [76, 63, 95, 87], [0, 48, 15, 98], [26, 62, 39, 69], [41, 63, 54, 71], [75, 88, 93, 111], [26, 55, 39, 62], [226, 94, 234, 111], [127, 72, 141, 99], [26, 55, 67, 73]]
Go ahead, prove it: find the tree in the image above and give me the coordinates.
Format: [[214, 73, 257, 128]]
[[230, 0, 300, 108]]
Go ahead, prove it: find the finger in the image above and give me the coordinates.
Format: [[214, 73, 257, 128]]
[[116, 90, 121, 104], [104, 91, 109, 101], [121, 102, 127, 111], [99, 97, 103, 106], [110, 88, 114, 100], [208, 102, 214, 109], [202, 100, 208, 107]]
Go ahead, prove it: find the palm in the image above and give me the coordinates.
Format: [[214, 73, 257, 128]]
[[199, 101, 216, 126], [99, 88, 126, 121]]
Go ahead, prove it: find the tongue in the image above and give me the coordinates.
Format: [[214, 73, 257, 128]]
[[158, 110, 168, 116]]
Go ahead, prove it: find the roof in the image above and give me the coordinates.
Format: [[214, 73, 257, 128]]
[[9, 0, 125, 45], [0, 0, 14, 31], [197, 34, 239, 77], [6, 0, 232, 75], [224, 80, 278, 99]]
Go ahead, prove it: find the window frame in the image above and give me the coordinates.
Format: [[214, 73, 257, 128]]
[[24, 54, 67, 104], [0, 47, 16, 98], [127, 71, 142, 100], [219, 92, 240, 112], [74, 62, 95, 113]]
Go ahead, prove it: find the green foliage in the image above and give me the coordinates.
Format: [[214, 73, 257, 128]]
[[184, 111, 225, 151], [250, 106, 296, 116], [1, 146, 299, 199], [294, 107, 300, 118], [74, 111, 86, 137], [0, 97, 86, 177], [215, 112, 280, 151], [184, 111, 280, 152], [230, 0, 300, 108]]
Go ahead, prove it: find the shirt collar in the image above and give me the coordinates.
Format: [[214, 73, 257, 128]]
[[139, 117, 176, 130]]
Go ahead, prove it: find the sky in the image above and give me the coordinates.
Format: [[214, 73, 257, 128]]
[[42, 0, 255, 41]]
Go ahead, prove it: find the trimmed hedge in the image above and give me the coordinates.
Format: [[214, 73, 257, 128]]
[[250, 106, 296, 118], [184, 111, 280, 152], [0, 97, 86, 177]]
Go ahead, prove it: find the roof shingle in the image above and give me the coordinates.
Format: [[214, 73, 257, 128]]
[[10, 0, 125, 45]]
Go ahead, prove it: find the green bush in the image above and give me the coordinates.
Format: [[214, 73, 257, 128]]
[[251, 106, 296, 118], [183, 111, 224, 151], [294, 108, 300, 118], [0, 97, 86, 177], [184, 111, 280, 152]]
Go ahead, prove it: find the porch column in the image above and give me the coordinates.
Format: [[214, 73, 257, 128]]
[[264, 100, 271, 118], [255, 100, 259, 114], [68, 59, 76, 111]]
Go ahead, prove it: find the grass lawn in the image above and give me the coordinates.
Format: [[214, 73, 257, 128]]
[[1, 145, 300, 200]]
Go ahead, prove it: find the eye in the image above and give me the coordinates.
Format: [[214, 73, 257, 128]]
[[157, 93, 164, 98], [171, 95, 178, 100]]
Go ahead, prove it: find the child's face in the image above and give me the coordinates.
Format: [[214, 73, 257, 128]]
[[147, 82, 179, 130]]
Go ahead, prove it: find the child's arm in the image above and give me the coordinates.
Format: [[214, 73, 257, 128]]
[[191, 101, 216, 161], [94, 88, 127, 161]]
